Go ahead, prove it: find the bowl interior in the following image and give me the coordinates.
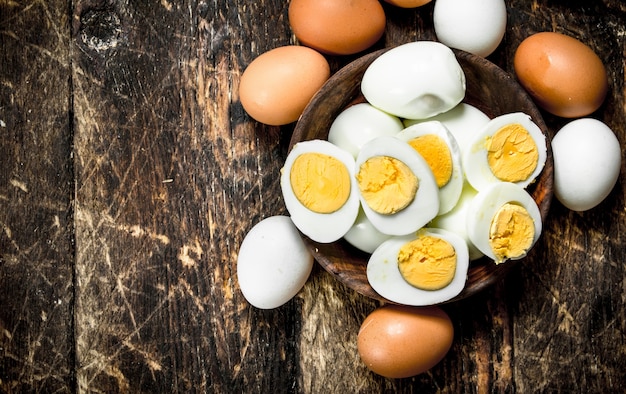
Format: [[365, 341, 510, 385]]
[[290, 47, 553, 304]]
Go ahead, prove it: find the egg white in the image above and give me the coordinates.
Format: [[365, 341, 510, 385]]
[[367, 228, 469, 306], [280, 140, 360, 243], [396, 121, 464, 215], [355, 136, 440, 236], [463, 112, 547, 192], [343, 207, 393, 254], [466, 182, 542, 263]]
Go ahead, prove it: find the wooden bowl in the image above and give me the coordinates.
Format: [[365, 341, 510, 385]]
[[289, 47, 553, 304]]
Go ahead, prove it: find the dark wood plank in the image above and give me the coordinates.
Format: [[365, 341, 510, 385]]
[[0, 1, 74, 392]]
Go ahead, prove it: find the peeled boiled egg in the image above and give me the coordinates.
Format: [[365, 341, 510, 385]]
[[396, 121, 464, 215], [433, 0, 507, 58], [328, 103, 404, 158], [404, 103, 491, 159], [514, 32, 609, 118], [466, 182, 542, 264], [361, 41, 466, 119], [239, 46, 330, 126], [355, 136, 440, 236], [281, 140, 360, 243], [357, 305, 453, 378], [237, 216, 314, 309], [367, 228, 469, 305], [552, 118, 621, 211], [288, 0, 386, 55], [429, 181, 484, 261], [343, 208, 393, 254], [464, 112, 547, 192]]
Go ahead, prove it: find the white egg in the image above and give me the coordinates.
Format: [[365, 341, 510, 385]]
[[464, 112, 547, 192], [552, 118, 621, 211], [404, 103, 491, 158], [355, 136, 440, 236], [281, 140, 360, 243], [433, 0, 507, 58], [343, 207, 393, 254], [429, 181, 484, 261], [328, 103, 404, 158], [367, 228, 469, 306], [237, 216, 314, 309], [466, 182, 542, 264], [361, 41, 466, 119], [396, 121, 464, 215]]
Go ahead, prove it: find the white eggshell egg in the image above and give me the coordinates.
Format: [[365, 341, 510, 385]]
[[466, 182, 542, 264], [404, 103, 491, 159], [464, 112, 547, 192], [361, 41, 466, 119], [356, 136, 440, 235], [343, 207, 393, 254], [281, 140, 360, 243], [433, 0, 507, 58], [396, 121, 464, 215], [328, 103, 404, 158], [429, 181, 484, 260], [237, 216, 314, 309], [367, 228, 469, 306], [552, 118, 621, 211]]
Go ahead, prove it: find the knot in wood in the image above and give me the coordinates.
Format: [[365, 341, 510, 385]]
[[79, 9, 123, 53]]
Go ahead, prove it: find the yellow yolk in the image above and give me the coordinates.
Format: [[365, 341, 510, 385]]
[[289, 152, 351, 213], [356, 156, 418, 215], [489, 203, 535, 264], [486, 123, 539, 183], [408, 134, 453, 188], [397, 235, 457, 291]]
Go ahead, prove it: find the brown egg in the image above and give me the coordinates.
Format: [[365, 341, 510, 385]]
[[288, 0, 386, 55], [239, 46, 330, 126], [513, 32, 608, 118], [357, 304, 454, 378], [384, 0, 432, 8]]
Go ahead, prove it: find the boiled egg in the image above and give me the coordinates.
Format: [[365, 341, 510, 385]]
[[367, 228, 470, 306], [328, 103, 404, 158], [280, 140, 360, 243], [396, 121, 464, 215], [466, 182, 542, 264], [343, 207, 393, 254], [355, 136, 439, 236], [429, 181, 484, 261], [464, 112, 547, 192], [361, 41, 466, 119]]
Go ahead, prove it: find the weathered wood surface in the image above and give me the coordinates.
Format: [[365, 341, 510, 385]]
[[1, 0, 624, 393]]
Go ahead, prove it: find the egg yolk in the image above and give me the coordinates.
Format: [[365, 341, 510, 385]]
[[397, 235, 457, 291], [356, 156, 418, 214], [408, 134, 453, 188], [489, 202, 535, 264], [486, 123, 539, 183], [290, 152, 351, 214]]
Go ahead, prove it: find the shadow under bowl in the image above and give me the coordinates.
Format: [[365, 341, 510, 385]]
[[289, 47, 553, 304]]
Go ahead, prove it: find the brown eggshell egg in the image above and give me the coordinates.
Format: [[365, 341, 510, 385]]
[[357, 304, 454, 378], [288, 0, 386, 55], [384, 0, 432, 8], [513, 32, 608, 118], [239, 46, 330, 126]]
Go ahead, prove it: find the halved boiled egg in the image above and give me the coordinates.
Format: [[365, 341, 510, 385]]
[[280, 140, 360, 243], [463, 112, 547, 191], [466, 182, 542, 264], [396, 121, 463, 215], [355, 136, 439, 236], [367, 228, 469, 306]]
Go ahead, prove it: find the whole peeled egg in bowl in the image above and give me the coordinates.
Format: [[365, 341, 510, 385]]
[[286, 42, 553, 305]]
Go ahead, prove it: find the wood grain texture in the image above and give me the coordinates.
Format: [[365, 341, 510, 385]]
[[0, 0, 624, 393]]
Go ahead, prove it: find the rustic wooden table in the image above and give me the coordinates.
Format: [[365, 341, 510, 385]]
[[1, 0, 624, 392]]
